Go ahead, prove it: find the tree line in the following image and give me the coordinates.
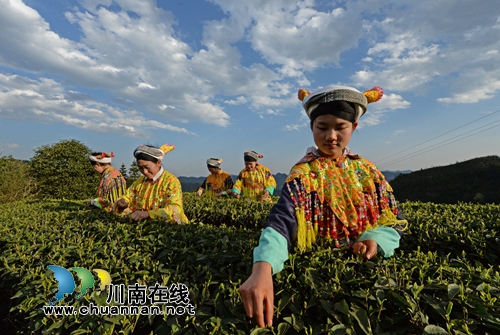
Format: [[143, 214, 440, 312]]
[[0, 139, 146, 204]]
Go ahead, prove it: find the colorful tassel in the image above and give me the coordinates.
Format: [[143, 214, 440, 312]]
[[296, 208, 307, 252]]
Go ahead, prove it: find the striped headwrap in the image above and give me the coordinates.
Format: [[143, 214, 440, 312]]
[[207, 158, 223, 168], [88, 152, 114, 164], [244, 150, 263, 162], [133, 144, 175, 161], [298, 85, 384, 122]]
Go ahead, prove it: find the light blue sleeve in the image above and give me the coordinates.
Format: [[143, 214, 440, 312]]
[[357, 226, 401, 257], [253, 227, 289, 275], [265, 185, 275, 195]]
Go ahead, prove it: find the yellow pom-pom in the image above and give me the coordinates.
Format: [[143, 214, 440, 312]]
[[160, 144, 175, 154], [298, 88, 311, 101], [363, 86, 384, 103]]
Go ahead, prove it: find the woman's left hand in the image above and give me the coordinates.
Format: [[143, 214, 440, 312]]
[[352, 239, 377, 260], [261, 190, 270, 201], [130, 210, 150, 221]]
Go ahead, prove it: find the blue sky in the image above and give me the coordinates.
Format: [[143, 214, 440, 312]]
[[0, 0, 499, 177]]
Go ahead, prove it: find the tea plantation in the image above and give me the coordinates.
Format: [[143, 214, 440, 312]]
[[0, 194, 499, 334]]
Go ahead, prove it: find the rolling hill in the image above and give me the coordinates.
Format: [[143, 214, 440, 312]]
[[179, 170, 408, 195], [390, 155, 500, 204]]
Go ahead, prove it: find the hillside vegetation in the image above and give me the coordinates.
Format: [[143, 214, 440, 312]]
[[390, 156, 500, 204]]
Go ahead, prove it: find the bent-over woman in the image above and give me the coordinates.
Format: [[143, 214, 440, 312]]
[[115, 144, 188, 224], [88, 151, 127, 212]]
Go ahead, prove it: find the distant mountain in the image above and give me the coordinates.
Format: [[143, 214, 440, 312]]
[[180, 170, 405, 194], [178, 176, 206, 185], [382, 170, 412, 182], [178, 173, 289, 194], [178, 176, 207, 192], [390, 155, 500, 204]]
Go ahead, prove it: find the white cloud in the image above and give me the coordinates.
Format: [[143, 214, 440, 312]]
[[263, 109, 283, 116], [225, 96, 248, 105], [437, 77, 500, 103], [352, 1, 500, 103], [213, 0, 362, 74], [1, 0, 500, 137], [284, 124, 301, 131], [158, 104, 176, 111], [393, 130, 406, 135], [0, 74, 194, 137], [284, 122, 307, 131], [0, 0, 316, 126], [375, 93, 411, 110], [359, 111, 385, 127], [353, 92, 410, 128], [0, 0, 231, 126], [137, 83, 156, 90]]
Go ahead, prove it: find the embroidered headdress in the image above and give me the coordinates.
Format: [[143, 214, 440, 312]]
[[207, 158, 223, 168], [244, 150, 263, 162], [133, 144, 175, 161], [298, 85, 384, 122], [88, 152, 114, 164]]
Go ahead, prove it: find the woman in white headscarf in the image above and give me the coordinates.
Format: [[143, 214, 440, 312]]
[[231, 150, 276, 202], [115, 144, 188, 223], [88, 151, 127, 212], [196, 158, 234, 197]]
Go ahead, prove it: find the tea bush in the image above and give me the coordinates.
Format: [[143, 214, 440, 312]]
[[30, 139, 100, 200], [0, 198, 499, 334], [183, 192, 274, 229], [0, 156, 35, 204]]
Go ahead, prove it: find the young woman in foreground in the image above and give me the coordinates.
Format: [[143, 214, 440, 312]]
[[239, 85, 407, 327]]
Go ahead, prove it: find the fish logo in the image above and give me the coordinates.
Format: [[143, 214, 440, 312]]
[[47, 265, 111, 305]]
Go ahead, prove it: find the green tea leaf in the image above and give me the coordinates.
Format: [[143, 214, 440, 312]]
[[448, 283, 460, 299], [423, 325, 448, 334]]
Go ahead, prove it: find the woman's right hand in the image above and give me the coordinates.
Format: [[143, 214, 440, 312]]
[[116, 199, 128, 211], [352, 239, 378, 260], [238, 262, 274, 328]]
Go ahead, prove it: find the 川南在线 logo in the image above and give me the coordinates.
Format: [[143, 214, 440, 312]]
[[47, 265, 111, 305]]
